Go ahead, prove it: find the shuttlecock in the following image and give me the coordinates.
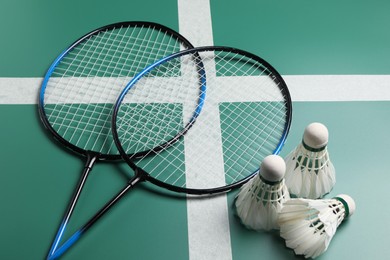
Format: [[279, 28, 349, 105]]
[[235, 155, 290, 231], [284, 122, 336, 199], [278, 194, 356, 259]]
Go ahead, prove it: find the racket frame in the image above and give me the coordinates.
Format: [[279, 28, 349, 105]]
[[112, 46, 293, 195], [38, 21, 195, 160], [38, 21, 195, 258]]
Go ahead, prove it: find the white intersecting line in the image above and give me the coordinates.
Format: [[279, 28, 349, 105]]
[[177, 0, 234, 258], [2, 75, 390, 104], [42, 77, 176, 104]]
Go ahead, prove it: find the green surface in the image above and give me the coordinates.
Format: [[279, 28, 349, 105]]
[[1, 0, 389, 259], [2, 0, 390, 76], [211, 0, 390, 75], [0, 0, 179, 77]]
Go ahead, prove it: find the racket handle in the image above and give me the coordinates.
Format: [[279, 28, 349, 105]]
[[46, 152, 99, 258], [49, 169, 146, 260]]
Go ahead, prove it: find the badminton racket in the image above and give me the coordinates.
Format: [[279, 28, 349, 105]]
[[50, 46, 292, 259], [39, 21, 195, 258]]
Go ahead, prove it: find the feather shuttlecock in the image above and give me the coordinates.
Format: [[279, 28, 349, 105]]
[[278, 194, 356, 259], [235, 155, 290, 231], [284, 122, 336, 199]]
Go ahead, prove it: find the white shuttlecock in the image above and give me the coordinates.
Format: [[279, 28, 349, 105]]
[[284, 122, 336, 199], [278, 194, 356, 259], [235, 155, 290, 231]]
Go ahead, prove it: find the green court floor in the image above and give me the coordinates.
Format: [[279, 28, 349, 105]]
[[1, 0, 389, 259]]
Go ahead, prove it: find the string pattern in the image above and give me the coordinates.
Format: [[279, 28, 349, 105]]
[[42, 23, 188, 155], [115, 48, 291, 190]]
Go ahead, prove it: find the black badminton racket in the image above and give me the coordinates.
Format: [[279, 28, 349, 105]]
[[50, 46, 292, 259], [39, 21, 195, 259]]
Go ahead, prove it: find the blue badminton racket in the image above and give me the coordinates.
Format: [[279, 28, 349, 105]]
[[39, 21, 196, 259]]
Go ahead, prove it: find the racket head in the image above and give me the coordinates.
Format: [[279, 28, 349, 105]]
[[38, 21, 194, 160], [113, 46, 292, 194]]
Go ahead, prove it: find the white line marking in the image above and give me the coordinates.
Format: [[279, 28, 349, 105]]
[[0, 78, 40, 104], [178, 0, 214, 47], [285, 75, 390, 101], [1, 75, 390, 104], [183, 59, 233, 260], [178, 1, 233, 260]]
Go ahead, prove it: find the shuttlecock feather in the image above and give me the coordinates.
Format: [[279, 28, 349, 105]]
[[235, 155, 290, 231], [278, 194, 356, 259], [284, 122, 336, 199]]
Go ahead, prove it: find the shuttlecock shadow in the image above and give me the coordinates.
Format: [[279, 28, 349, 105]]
[[228, 193, 305, 259]]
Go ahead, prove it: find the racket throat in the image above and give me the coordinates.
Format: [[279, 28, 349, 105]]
[[129, 167, 149, 186], [83, 151, 100, 170]]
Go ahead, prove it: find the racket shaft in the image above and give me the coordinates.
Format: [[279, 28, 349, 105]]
[[49, 171, 145, 259], [47, 153, 98, 258]]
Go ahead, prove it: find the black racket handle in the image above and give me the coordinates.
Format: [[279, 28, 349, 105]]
[[46, 152, 99, 259], [49, 168, 147, 260]]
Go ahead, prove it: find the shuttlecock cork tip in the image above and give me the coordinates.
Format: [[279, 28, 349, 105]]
[[335, 194, 356, 217], [303, 122, 329, 149], [260, 155, 286, 183]]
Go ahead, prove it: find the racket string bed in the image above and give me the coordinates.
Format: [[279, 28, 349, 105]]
[[46, 29, 133, 143], [113, 47, 292, 193], [116, 71, 203, 154], [42, 24, 190, 155]]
